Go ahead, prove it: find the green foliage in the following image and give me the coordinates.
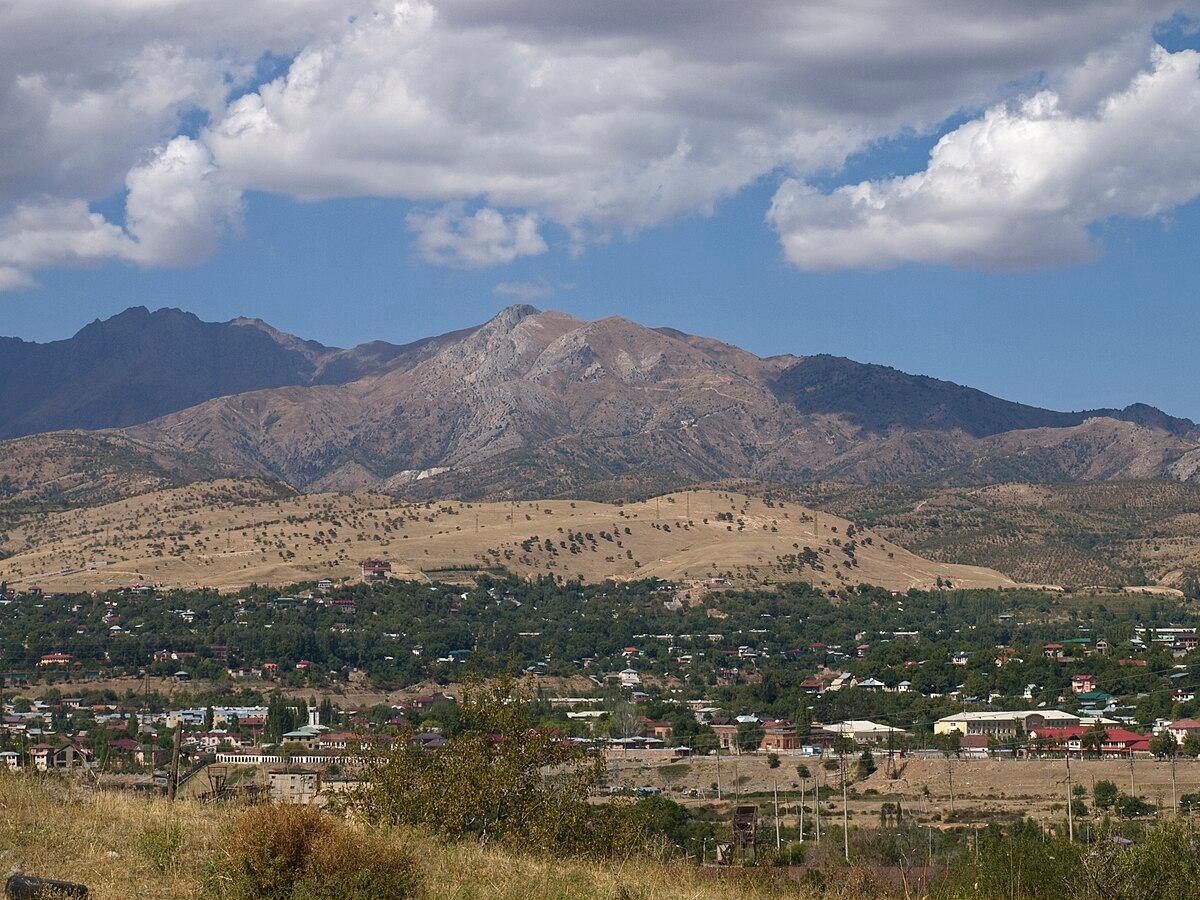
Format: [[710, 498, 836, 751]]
[[1114, 794, 1156, 819], [353, 679, 641, 857], [1182, 732, 1200, 758], [940, 825, 1083, 899], [856, 749, 877, 780], [1080, 819, 1200, 900], [1150, 731, 1178, 759], [219, 804, 420, 900], [1092, 780, 1119, 810]]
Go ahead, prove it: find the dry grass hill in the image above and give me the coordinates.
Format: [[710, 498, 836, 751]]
[[767, 479, 1200, 589], [0, 481, 1015, 593]]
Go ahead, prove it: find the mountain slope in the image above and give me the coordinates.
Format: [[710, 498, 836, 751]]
[[0, 307, 422, 439], [4, 304, 1198, 501]]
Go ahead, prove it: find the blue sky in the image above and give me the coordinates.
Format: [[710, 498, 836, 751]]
[[3, 3, 1200, 418]]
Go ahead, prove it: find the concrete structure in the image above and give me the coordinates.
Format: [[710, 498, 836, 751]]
[[269, 768, 320, 803]]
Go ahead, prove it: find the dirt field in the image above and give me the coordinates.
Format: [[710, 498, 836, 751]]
[[606, 752, 1200, 825], [0, 481, 1018, 593]]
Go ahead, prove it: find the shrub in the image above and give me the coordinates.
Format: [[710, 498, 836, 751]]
[[353, 679, 641, 858], [220, 804, 421, 900]]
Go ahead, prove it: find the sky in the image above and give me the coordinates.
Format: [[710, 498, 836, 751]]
[[2, 3, 1200, 418]]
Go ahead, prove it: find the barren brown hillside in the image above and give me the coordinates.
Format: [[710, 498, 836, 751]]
[[0, 481, 1015, 593]]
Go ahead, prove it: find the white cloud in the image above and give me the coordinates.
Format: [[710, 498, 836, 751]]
[[768, 47, 1200, 270], [408, 204, 546, 268], [125, 137, 243, 267], [0, 138, 242, 287], [1, 0, 1198, 285], [492, 277, 561, 300], [0, 267, 36, 292], [0, 200, 135, 273]]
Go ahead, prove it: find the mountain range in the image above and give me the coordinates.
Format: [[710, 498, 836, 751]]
[[3, 304, 1199, 504]]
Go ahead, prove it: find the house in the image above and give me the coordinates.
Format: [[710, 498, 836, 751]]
[[1166, 718, 1200, 743], [361, 559, 392, 582], [0, 751, 20, 770], [819, 720, 910, 746], [30, 741, 89, 771], [618, 668, 641, 688], [709, 718, 740, 752], [855, 677, 885, 692], [36, 652, 72, 667], [958, 734, 992, 758], [281, 726, 325, 748], [1173, 633, 1199, 653], [406, 693, 452, 711], [1071, 674, 1097, 694], [108, 737, 141, 755], [1043, 643, 1065, 660], [639, 719, 673, 741], [1076, 689, 1115, 708], [759, 719, 799, 752], [1027, 726, 1150, 756]]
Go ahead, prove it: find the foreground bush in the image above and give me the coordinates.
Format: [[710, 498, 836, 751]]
[[354, 680, 648, 857], [219, 804, 421, 900]]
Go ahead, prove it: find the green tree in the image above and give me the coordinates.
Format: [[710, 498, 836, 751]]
[[1080, 721, 1108, 758], [1150, 731, 1179, 759], [354, 679, 639, 856], [1093, 779, 1119, 810], [856, 749, 877, 780], [1182, 732, 1200, 758]]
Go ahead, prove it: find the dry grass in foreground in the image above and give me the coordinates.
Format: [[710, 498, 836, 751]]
[[0, 775, 879, 900]]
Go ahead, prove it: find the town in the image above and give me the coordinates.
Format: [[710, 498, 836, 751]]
[[4, 567, 1200, 829]]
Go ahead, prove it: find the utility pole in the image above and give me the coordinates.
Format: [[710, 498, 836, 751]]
[[715, 749, 722, 800], [947, 754, 955, 814], [168, 720, 181, 802], [773, 780, 781, 850], [1065, 754, 1074, 843], [1171, 752, 1178, 816], [799, 776, 806, 843], [841, 752, 850, 863], [815, 766, 822, 845]]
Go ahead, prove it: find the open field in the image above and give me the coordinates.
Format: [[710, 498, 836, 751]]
[[0, 480, 1018, 593], [607, 753, 1200, 826]]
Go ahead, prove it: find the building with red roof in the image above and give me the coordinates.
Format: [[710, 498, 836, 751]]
[[1027, 725, 1150, 756]]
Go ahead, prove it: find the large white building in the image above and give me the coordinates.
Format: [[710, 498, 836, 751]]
[[934, 710, 1080, 737]]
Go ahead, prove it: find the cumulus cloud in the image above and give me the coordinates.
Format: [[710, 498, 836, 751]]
[[125, 137, 243, 267], [1, 0, 1199, 286], [768, 47, 1200, 270], [0, 138, 242, 285], [0, 200, 135, 273], [408, 204, 547, 267]]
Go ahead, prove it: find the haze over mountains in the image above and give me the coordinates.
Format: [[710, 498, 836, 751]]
[[3, 304, 1199, 503]]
